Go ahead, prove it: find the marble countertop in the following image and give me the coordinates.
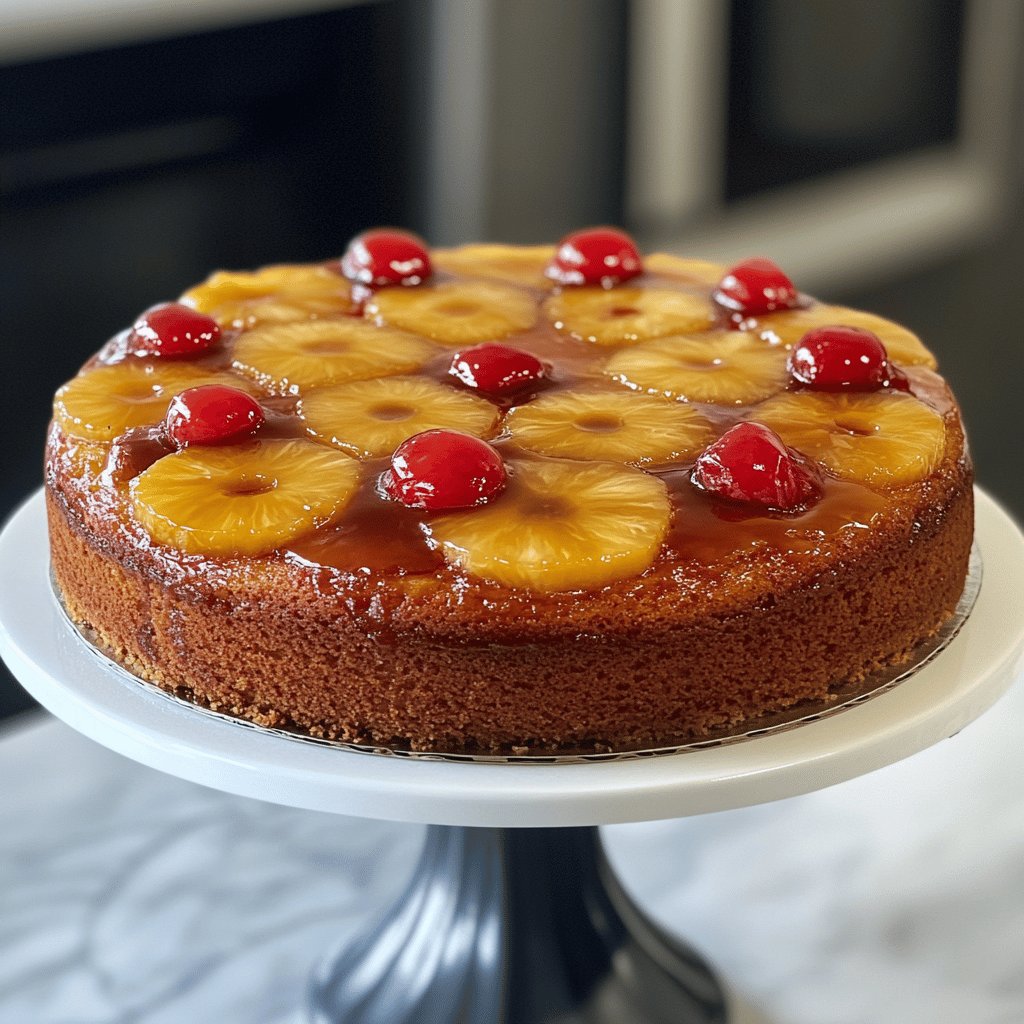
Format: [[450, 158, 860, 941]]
[[2, 672, 1024, 1024]]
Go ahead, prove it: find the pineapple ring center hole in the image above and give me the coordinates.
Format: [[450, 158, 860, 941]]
[[832, 418, 877, 437], [369, 402, 416, 422], [222, 473, 277, 498], [436, 301, 480, 317], [519, 493, 573, 519], [606, 306, 640, 319], [123, 386, 165, 404], [574, 413, 623, 434], [675, 357, 723, 372], [305, 340, 351, 356]]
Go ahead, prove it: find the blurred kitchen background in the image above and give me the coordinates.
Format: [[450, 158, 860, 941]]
[[2, 0, 1022, 720]]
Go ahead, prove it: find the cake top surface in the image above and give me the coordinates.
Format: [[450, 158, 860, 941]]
[[48, 228, 963, 599]]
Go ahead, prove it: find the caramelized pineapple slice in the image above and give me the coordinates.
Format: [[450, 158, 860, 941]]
[[54, 362, 252, 442], [433, 244, 554, 290], [754, 391, 947, 488], [232, 320, 435, 395], [544, 287, 714, 347], [182, 264, 352, 329], [426, 458, 671, 591], [300, 377, 499, 459], [505, 390, 713, 466], [606, 332, 789, 405], [755, 305, 937, 368], [365, 281, 537, 345], [130, 438, 360, 556]]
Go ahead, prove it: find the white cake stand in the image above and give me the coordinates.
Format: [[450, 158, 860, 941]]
[[2, 488, 1023, 1024]]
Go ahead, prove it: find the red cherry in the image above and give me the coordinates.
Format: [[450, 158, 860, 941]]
[[546, 227, 643, 287], [448, 343, 547, 395], [713, 259, 798, 317], [693, 422, 822, 511], [341, 229, 432, 288], [128, 303, 221, 359], [383, 430, 507, 511], [789, 326, 891, 391], [165, 385, 265, 448]]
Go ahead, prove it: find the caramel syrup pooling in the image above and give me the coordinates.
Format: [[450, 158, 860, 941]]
[[86, 247, 953, 582]]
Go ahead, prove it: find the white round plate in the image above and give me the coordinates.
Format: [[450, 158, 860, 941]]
[[1, 489, 1022, 827]]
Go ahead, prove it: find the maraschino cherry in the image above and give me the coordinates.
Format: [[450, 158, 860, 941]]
[[128, 303, 221, 359], [449, 343, 546, 396], [693, 422, 822, 511], [546, 227, 643, 287], [382, 430, 507, 511], [789, 326, 907, 392], [341, 229, 432, 288], [165, 385, 265, 448], [713, 259, 799, 318]]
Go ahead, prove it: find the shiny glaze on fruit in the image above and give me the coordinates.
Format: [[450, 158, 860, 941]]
[[51, 247, 958, 589], [280, 449, 893, 578]]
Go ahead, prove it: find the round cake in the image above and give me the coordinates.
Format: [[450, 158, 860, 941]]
[[45, 228, 973, 754]]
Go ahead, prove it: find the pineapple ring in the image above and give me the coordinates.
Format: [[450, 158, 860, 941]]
[[427, 458, 671, 592], [544, 287, 715, 347], [131, 439, 360, 556], [754, 305, 937, 368], [505, 390, 713, 466], [182, 264, 352, 329], [53, 362, 255, 442], [365, 281, 537, 345], [644, 252, 727, 288], [433, 244, 555, 290], [231, 319, 436, 395], [605, 332, 789, 406], [299, 377, 500, 460], [754, 391, 946, 489], [52, 437, 111, 486]]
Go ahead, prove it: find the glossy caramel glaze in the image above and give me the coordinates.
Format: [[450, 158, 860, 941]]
[[54, 252, 957, 595], [45, 245, 975, 753]]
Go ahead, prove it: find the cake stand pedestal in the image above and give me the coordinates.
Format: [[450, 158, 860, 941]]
[[2, 489, 1023, 1024], [308, 824, 726, 1023]]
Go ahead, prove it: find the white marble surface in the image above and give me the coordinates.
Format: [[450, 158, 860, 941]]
[[2, 672, 1024, 1024]]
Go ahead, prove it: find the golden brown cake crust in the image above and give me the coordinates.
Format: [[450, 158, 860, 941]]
[[44, 246, 975, 753], [46, 419, 972, 753]]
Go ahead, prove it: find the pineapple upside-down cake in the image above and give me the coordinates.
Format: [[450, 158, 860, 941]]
[[45, 228, 973, 753]]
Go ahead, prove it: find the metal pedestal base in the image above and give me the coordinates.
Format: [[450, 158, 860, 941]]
[[308, 825, 727, 1024]]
